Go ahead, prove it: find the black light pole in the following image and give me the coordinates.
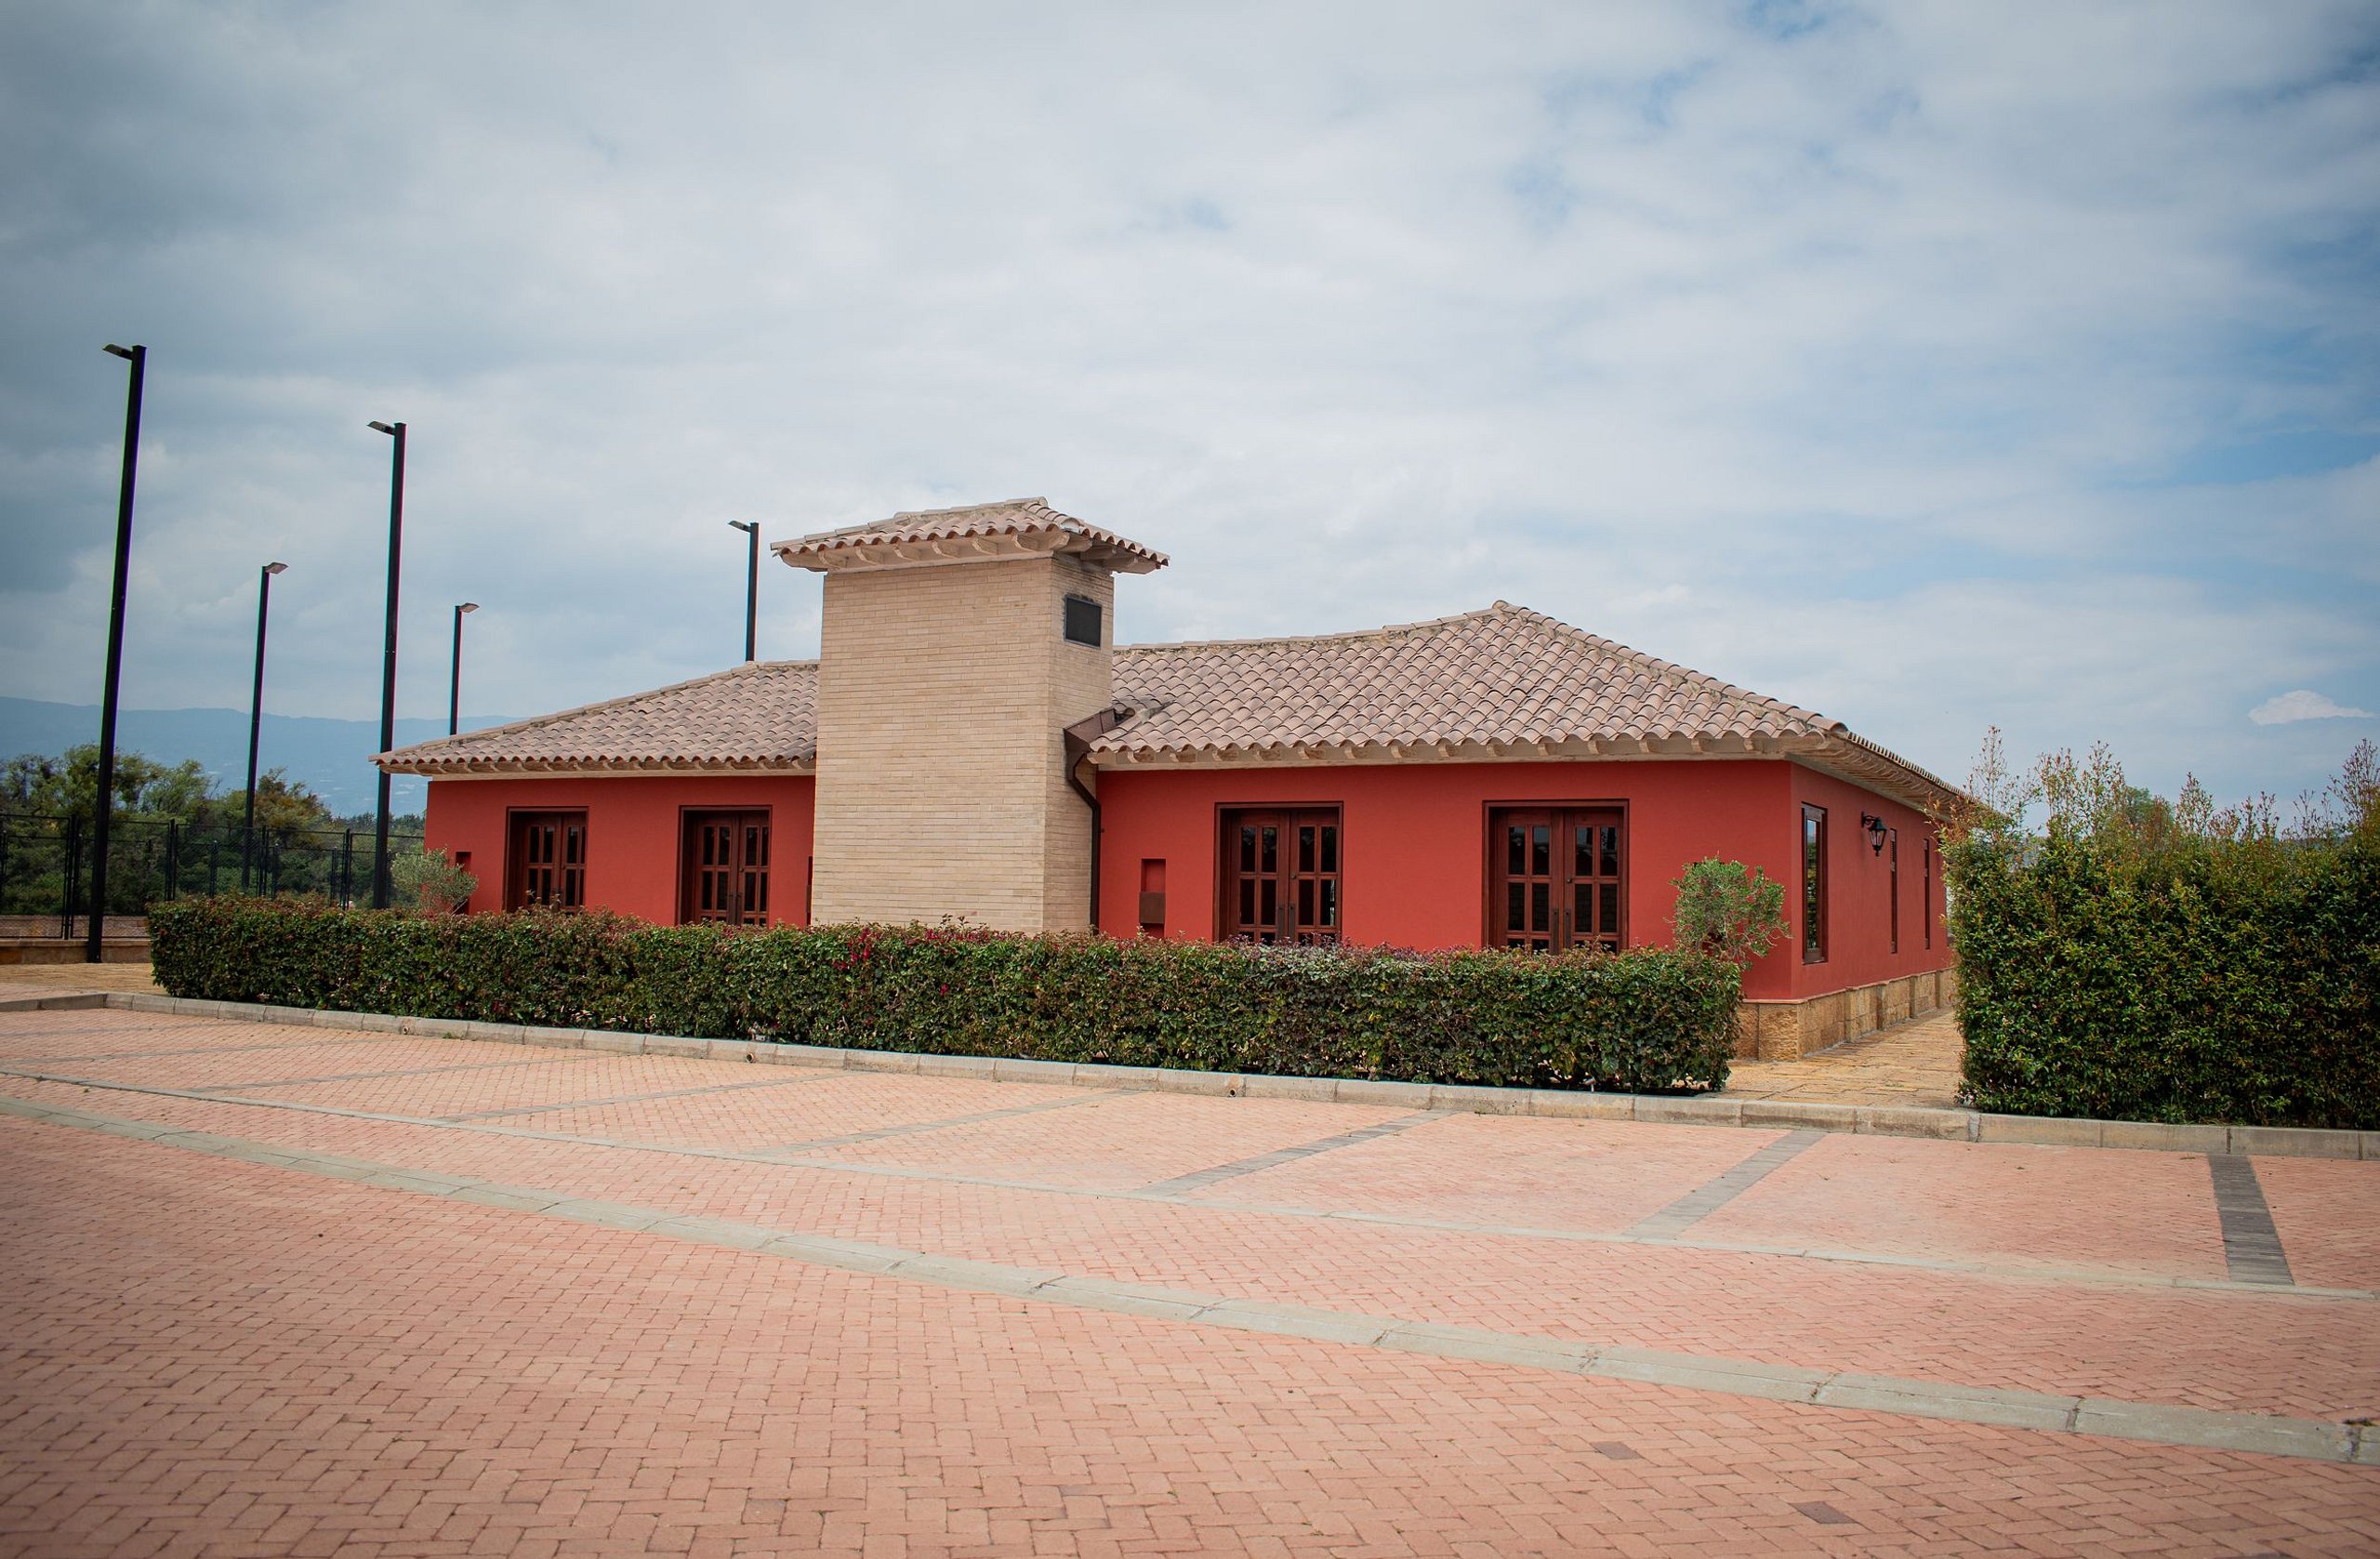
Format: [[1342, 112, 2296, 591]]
[[366, 419, 405, 909], [88, 343, 145, 963], [240, 561, 289, 891], [448, 601, 478, 735], [728, 520, 759, 660]]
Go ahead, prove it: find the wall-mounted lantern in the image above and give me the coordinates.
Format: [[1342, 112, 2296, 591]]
[[1861, 813, 1889, 856]]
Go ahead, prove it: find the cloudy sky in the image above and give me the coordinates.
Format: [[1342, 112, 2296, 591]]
[[4, 1, 2374, 805]]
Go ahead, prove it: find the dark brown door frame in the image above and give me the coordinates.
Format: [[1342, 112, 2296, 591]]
[[1213, 801, 1344, 945], [679, 807, 773, 927], [506, 808, 588, 912], [1479, 799, 1629, 952]]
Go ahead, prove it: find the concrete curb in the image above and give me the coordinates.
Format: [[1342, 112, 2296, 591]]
[[94, 991, 2380, 1162], [0, 993, 113, 1012]]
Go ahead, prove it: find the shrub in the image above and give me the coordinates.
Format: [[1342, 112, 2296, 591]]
[[148, 899, 1741, 1094], [390, 848, 476, 915], [1669, 858, 1788, 965], [1948, 736, 2379, 1129]]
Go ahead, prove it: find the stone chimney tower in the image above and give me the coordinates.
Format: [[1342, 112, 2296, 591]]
[[776, 499, 1168, 931]]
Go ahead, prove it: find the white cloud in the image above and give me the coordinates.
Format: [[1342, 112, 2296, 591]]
[[2250, 690, 2377, 726], [0, 1, 2375, 809]]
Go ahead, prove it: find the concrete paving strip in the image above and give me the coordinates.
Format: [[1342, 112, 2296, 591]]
[[756, 1090, 1139, 1154], [210, 1055, 588, 1091], [1, 1062, 2369, 1303], [0, 1036, 356, 1065], [1131, 1110, 1452, 1197], [2208, 1154, 2295, 1287], [442, 1072, 837, 1121], [1, 1090, 2372, 1469], [1627, 1130, 1826, 1237]]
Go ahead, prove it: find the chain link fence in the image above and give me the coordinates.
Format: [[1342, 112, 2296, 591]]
[[0, 813, 426, 936]]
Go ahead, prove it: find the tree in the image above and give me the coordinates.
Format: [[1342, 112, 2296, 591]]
[[1, 745, 211, 824], [226, 770, 339, 838]]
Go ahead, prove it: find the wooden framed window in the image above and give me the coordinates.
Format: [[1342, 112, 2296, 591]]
[[509, 811, 588, 911], [1219, 807, 1341, 945], [1923, 839, 1934, 950], [681, 811, 771, 926], [1802, 804, 1827, 963], [1888, 827, 1899, 955], [1487, 806, 1624, 952]]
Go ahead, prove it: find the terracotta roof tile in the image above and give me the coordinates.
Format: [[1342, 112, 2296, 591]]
[[377, 603, 1957, 808], [377, 660, 816, 775], [1099, 603, 1827, 755], [1096, 603, 1958, 807], [774, 497, 1168, 575]]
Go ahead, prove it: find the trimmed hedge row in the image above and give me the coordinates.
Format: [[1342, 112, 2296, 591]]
[[1950, 835, 2379, 1129], [149, 898, 1739, 1093]]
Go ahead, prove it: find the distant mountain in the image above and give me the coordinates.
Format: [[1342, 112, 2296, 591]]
[[0, 698, 521, 816]]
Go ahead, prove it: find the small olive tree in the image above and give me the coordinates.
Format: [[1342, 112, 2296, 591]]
[[1669, 858, 1788, 965], [390, 848, 477, 915]]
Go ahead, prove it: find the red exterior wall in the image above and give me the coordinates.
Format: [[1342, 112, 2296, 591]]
[[1783, 764, 1948, 1001], [1092, 759, 1947, 1002], [423, 774, 818, 926], [417, 759, 1949, 1005]]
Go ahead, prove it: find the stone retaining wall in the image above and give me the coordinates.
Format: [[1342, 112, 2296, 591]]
[[1735, 967, 1961, 1062]]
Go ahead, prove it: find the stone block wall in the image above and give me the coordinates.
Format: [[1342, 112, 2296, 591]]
[[1734, 966, 1960, 1062]]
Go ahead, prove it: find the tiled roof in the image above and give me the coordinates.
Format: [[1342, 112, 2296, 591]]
[[1095, 603, 1959, 808], [773, 497, 1169, 575], [376, 661, 817, 775], [377, 602, 1957, 809]]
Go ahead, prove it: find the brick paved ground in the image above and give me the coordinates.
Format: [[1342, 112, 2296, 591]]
[[2, 1004, 2375, 1555], [1725, 1009, 1965, 1107]]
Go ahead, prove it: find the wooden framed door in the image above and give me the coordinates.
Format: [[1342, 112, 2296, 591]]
[[1488, 806, 1623, 952], [509, 811, 588, 910], [681, 811, 771, 926], [1220, 807, 1341, 945]]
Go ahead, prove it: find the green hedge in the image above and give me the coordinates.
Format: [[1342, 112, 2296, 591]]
[[149, 898, 1739, 1093], [1950, 834, 2379, 1128]]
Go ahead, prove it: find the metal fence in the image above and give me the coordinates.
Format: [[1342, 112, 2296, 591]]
[[0, 813, 427, 935]]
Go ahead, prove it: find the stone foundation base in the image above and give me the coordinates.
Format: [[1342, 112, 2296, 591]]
[[1734, 967, 1960, 1062]]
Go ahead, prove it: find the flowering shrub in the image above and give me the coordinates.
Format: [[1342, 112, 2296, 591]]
[[148, 899, 1740, 1093]]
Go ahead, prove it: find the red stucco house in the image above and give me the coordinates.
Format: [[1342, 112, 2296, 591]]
[[378, 499, 1959, 1059]]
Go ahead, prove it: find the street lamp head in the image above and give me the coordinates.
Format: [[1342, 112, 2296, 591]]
[[367, 420, 398, 435], [728, 520, 759, 535], [457, 601, 479, 614], [103, 344, 137, 361], [264, 561, 288, 575]]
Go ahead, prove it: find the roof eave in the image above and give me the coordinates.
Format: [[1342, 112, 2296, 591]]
[[774, 528, 1166, 575], [1086, 733, 1963, 811], [374, 757, 817, 779]]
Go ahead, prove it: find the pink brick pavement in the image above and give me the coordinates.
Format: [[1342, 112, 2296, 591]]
[[2, 1006, 2376, 1555]]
